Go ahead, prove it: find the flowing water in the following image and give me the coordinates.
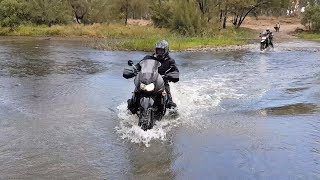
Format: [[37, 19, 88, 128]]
[[0, 38, 319, 179]]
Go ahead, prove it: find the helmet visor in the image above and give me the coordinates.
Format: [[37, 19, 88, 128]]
[[155, 48, 165, 56]]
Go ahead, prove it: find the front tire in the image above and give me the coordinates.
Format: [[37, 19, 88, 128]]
[[260, 42, 264, 51], [139, 109, 154, 131]]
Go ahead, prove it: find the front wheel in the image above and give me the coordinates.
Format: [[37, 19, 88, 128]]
[[260, 42, 264, 51], [139, 109, 154, 131]]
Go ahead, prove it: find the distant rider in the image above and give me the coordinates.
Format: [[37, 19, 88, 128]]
[[275, 22, 280, 32], [260, 28, 274, 48], [127, 40, 179, 114]]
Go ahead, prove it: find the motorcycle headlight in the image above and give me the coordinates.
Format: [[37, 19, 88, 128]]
[[140, 83, 155, 92]]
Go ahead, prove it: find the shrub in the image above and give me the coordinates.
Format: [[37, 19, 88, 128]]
[[302, 5, 320, 32], [0, 0, 27, 29]]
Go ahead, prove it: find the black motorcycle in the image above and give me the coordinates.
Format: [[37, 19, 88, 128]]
[[123, 59, 178, 131]]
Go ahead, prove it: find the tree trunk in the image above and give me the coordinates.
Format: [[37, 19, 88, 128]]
[[125, 0, 129, 25], [294, 0, 301, 16], [235, 1, 268, 28], [232, 15, 238, 26], [222, 9, 227, 29], [76, 17, 81, 24]]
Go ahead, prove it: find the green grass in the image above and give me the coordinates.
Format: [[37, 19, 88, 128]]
[[0, 24, 254, 51], [0, 24, 168, 38], [296, 32, 320, 40], [113, 28, 254, 51]]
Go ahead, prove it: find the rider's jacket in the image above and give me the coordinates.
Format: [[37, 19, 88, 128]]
[[139, 54, 179, 76]]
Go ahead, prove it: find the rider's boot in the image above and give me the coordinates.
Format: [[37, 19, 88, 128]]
[[164, 82, 177, 109], [270, 41, 274, 48], [166, 94, 177, 109]]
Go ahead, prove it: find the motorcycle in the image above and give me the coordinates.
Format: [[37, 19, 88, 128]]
[[123, 59, 178, 131], [260, 34, 269, 51]]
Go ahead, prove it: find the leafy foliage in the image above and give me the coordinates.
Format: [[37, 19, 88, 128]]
[[170, 0, 206, 35], [302, 5, 320, 31], [150, 0, 173, 28], [0, 0, 319, 35], [27, 0, 72, 26], [0, 0, 28, 29]]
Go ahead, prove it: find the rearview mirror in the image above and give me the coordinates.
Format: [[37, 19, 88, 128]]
[[128, 60, 133, 66]]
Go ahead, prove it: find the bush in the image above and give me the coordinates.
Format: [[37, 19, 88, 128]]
[[27, 0, 73, 26], [302, 5, 320, 32], [150, 0, 208, 36], [170, 0, 206, 36], [150, 1, 173, 28], [0, 0, 28, 29]]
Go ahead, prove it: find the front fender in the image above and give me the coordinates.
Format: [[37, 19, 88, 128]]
[[140, 97, 154, 112]]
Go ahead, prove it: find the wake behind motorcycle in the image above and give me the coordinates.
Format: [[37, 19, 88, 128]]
[[123, 59, 178, 131]]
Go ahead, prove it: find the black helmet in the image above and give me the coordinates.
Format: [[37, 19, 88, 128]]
[[155, 40, 169, 60]]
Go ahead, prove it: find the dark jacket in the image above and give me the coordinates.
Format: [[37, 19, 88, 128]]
[[142, 54, 178, 75], [135, 54, 179, 82]]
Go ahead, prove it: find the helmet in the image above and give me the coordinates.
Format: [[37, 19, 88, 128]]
[[155, 40, 169, 60], [266, 28, 270, 32]]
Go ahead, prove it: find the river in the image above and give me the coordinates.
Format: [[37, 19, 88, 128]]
[[0, 38, 319, 179]]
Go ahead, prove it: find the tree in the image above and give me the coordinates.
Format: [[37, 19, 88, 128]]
[[150, 0, 173, 28], [129, 0, 150, 19], [27, 0, 72, 26], [69, 0, 89, 23], [196, 0, 218, 22], [120, 0, 130, 25], [69, 0, 122, 24], [109, 0, 139, 25], [229, 0, 268, 28], [301, 4, 320, 31], [170, 0, 206, 35], [0, 0, 28, 29]]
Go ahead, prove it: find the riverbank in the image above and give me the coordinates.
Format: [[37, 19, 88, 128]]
[[0, 23, 254, 51], [295, 32, 320, 40], [0, 16, 311, 51]]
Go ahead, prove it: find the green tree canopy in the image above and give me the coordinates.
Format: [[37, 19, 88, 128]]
[[302, 4, 320, 31], [1, 0, 319, 35], [0, 0, 28, 29], [27, 0, 72, 26]]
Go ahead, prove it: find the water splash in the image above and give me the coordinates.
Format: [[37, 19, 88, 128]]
[[115, 103, 180, 147], [115, 72, 248, 146]]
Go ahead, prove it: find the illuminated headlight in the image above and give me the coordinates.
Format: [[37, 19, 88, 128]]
[[261, 37, 267, 42], [140, 83, 155, 92]]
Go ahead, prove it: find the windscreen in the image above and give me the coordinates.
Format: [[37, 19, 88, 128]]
[[138, 59, 161, 84], [139, 59, 161, 74]]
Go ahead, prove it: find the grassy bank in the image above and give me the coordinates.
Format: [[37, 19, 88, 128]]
[[295, 32, 320, 40], [0, 24, 254, 51]]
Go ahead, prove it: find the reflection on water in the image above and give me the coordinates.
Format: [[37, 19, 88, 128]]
[[127, 143, 176, 179], [3, 59, 103, 77], [0, 39, 319, 179], [0, 40, 106, 77]]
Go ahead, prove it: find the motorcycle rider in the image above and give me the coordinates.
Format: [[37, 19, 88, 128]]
[[127, 40, 179, 114], [266, 28, 274, 48], [259, 28, 274, 48], [275, 22, 280, 32]]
